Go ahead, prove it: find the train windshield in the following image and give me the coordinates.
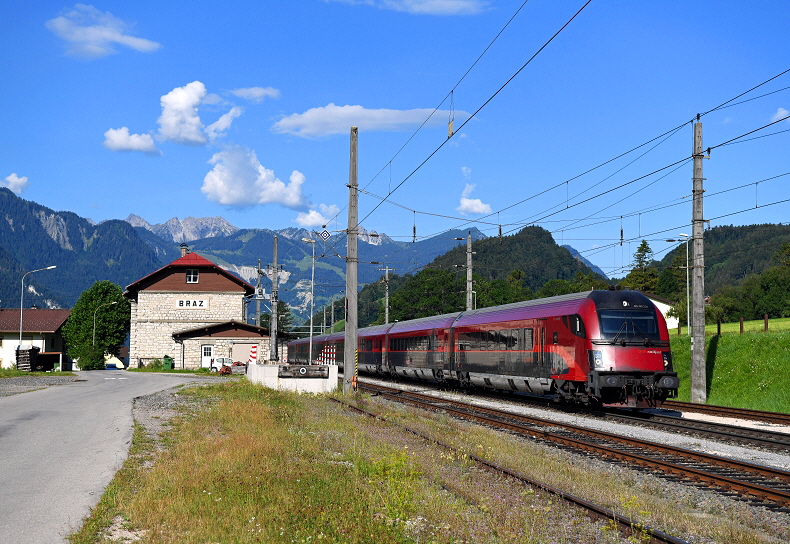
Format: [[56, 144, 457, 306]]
[[597, 310, 661, 343]]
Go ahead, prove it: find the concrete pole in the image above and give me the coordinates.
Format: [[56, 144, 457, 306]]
[[255, 259, 261, 327], [466, 232, 473, 312], [270, 236, 279, 362], [691, 118, 707, 403], [378, 266, 395, 323], [344, 126, 359, 393]]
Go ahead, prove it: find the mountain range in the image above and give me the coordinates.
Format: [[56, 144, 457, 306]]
[[0, 188, 491, 316], [5, 187, 785, 321]]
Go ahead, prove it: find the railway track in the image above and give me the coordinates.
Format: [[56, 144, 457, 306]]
[[333, 396, 687, 544], [600, 409, 790, 452], [360, 382, 790, 511], [362, 375, 790, 452], [663, 400, 790, 426]]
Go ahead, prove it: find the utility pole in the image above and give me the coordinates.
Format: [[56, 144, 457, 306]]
[[269, 236, 279, 362], [455, 233, 474, 311], [691, 116, 707, 403], [344, 126, 359, 393], [378, 266, 396, 323], [465, 232, 473, 312], [255, 259, 262, 327]]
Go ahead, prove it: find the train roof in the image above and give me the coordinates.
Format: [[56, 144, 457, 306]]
[[359, 323, 393, 338], [452, 291, 595, 328], [386, 311, 462, 335], [290, 330, 344, 345]]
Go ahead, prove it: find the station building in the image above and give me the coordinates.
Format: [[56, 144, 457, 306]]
[[124, 247, 271, 369]]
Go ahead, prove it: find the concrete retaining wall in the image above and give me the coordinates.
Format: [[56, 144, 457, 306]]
[[247, 364, 339, 394]]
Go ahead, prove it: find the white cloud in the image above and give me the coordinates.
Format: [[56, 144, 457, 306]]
[[329, 0, 488, 15], [456, 183, 491, 214], [295, 204, 341, 227], [230, 87, 281, 103], [272, 103, 462, 138], [157, 81, 208, 145], [772, 107, 790, 123], [102, 127, 160, 155], [201, 145, 308, 209], [46, 4, 161, 58], [461, 166, 471, 180], [2, 173, 30, 194], [206, 107, 243, 142]]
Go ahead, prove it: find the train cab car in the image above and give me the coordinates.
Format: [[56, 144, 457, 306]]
[[583, 290, 679, 407], [448, 290, 678, 407]]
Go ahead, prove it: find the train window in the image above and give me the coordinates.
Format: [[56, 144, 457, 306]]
[[598, 310, 660, 341], [571, 315, 586, 338], [523, 328, 534, 350], [552, 331, 559, 344], [510, 330, 518, 350]]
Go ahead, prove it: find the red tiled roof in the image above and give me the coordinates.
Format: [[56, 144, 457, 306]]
[[124, 252, 254, 295], [168, 253, 216, 267], [0, 308, 71, 333]]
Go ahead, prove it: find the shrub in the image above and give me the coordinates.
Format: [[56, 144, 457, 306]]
[[79, 344, 106, 371]]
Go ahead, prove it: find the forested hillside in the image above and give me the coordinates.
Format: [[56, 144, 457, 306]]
[[430, 226, 595, 288], [0, 188, 162, 307], [660, 224, 790, 294]]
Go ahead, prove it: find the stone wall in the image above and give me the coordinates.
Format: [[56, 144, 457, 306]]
[[178, 337, 269, 369], [129, 291, 244, 366]]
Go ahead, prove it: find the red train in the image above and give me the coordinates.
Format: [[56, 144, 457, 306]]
[[287, 289, 680, 408]]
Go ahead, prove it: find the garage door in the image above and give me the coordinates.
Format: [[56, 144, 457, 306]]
[[232, 343, 255, 364]]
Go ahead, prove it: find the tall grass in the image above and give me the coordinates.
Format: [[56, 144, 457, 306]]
[[670, 331, 790, 411], [70, 381, 787, 543]]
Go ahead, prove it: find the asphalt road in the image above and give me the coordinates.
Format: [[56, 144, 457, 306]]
[[0, 371, 217, 543]]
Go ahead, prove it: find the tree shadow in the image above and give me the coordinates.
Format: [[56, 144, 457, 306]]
[[706, 334, 719, 398]]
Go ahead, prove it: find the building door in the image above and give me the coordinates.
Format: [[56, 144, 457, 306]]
[[201, 345, 214, 369]]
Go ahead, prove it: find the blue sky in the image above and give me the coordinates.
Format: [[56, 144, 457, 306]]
[[2, 1, 789, 277]]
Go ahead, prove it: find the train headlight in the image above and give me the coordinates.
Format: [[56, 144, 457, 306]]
[[662, 351, 672, 370], [588, 350, 604, 369]]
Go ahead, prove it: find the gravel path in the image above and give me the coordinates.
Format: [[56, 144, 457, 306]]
[[0, 375, 83, 396]]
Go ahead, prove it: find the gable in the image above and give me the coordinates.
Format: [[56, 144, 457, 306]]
[[172, 321, 269, 340], [133, 267, 248, 293]]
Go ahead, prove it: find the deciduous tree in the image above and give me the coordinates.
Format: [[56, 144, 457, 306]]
[[62, 281, 130, 370]]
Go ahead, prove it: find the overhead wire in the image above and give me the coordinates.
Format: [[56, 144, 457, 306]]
[[358, 0, 594, 227], [387, 68, 790, 243]]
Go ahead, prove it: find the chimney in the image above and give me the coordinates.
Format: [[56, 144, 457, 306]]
[[180, 243, 189, 257]]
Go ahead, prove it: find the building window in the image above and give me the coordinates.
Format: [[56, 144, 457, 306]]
[[186, 269, 199, 283], [0, 336, 3, 348]]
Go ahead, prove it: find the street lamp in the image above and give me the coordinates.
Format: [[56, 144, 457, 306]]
[[19, 266, 57, 358], [93, 301, 118, 346], [302, 237, 317, 363], [666, 234, 690, 335]]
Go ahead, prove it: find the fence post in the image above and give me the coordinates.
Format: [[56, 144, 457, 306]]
[[717, 319, 721, 336], [740, 317, 744, 335], [678, 323, 681, 336], [764, 313, 769, 332]]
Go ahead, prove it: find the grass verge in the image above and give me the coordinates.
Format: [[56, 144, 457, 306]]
[[670, 331, 790, 411], [69, 380, 787, 543], [0, 369, 75, 378]]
